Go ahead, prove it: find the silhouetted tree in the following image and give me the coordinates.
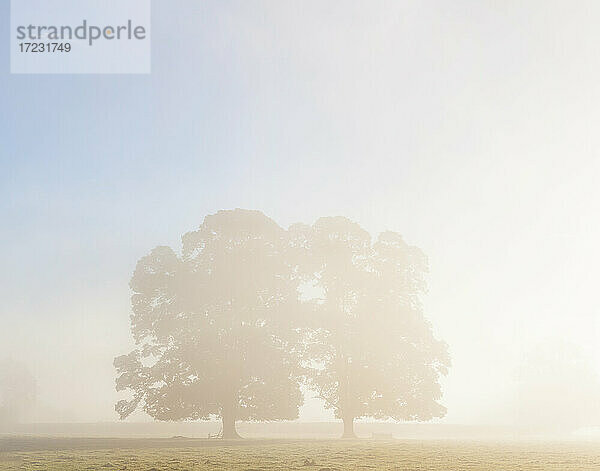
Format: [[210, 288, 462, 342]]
[[114, 209, 303, 438], [0, 359, 36, 428], [293, 217, 450, 438]]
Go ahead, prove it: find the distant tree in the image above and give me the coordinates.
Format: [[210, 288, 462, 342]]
[[114, 209, 304, 438], [0, 359, 36, 427], [292, 217, 450, 438], [511, 340, 600, 432]]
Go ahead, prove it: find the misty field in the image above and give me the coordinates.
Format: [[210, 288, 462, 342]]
[[2, 438, 600, 471]]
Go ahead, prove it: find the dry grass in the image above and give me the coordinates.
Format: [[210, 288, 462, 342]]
[[1, 438, 600, 470]]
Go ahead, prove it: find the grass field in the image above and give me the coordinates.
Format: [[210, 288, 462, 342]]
[[2, 437, 600, 470]]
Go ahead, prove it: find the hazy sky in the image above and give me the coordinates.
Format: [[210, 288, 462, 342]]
[[2, 0, 600, 424]]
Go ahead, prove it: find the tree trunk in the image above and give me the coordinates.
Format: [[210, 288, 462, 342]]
[[221, 411, 241, 439], [341, 416, 356, 438]]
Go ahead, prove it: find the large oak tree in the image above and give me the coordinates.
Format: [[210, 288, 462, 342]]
[[114, 209, 303, 438], [293, 217, 450, 438]]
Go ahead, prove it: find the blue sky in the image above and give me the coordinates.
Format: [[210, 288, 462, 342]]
[[2, 1, 600, 424]]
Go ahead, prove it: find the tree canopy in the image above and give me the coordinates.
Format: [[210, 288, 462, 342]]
[[292, 217, 450, 437], [114, 209, 304, 438], [115, 210, 449, 438]]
